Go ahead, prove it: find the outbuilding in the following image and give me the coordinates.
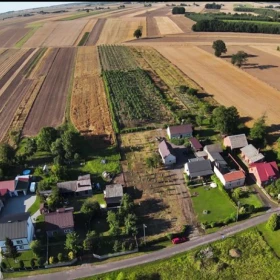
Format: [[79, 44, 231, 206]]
[[167, 124, 193, 139], [158, 140, 176, 165]]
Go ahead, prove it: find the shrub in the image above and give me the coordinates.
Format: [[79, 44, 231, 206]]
[[68, 251, 75, 260], [19, 260, 24, 270], [57, 253, 64, 262], [30, 259, 36, 269], [187, 88, 198, 96], [113, 240, 121, 253], [49, 256, 54, 264]]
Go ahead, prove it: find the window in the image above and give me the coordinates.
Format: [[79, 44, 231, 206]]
[[16, 240, 23, 245], [64, 229, 72, 233]]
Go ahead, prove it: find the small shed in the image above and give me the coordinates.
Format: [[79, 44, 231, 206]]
[[189, 137, 203, 152], [158, 140, 176, 165], [104, 184, 124, 208]]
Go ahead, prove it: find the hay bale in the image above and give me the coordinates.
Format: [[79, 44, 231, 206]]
[[229, 248, 242, 258]]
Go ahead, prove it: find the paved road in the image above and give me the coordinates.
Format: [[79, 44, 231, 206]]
[[14, 208, 280, 280]]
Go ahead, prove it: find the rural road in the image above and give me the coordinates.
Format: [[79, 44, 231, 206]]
[[14, 208, 280, 280]]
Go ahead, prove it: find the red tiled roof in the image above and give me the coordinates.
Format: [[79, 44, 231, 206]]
[[223, 170, 245, 182], [169, 124, 192, 135], [189, 137, 202, 150], [0, 180, 15, 192], [250, 161, 279, 182], [44, 211, 74, 231]]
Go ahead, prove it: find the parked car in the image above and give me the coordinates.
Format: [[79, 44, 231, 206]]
[[30, 182, 37, 193], [172, 237, 188, 244]]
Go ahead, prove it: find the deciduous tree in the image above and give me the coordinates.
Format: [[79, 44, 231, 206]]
[[30, 240, 42, 258], [231, 51, 248, 67], [65, 232, 81, 254], [250, 114, 267, 145], [133, 29, 142, 39], [36, 127, 57, 151], [4, 237, 18, 260], [212, 40, 227, 57]]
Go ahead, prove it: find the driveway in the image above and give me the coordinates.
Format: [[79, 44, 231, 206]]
[[0, 195, 36, 217]]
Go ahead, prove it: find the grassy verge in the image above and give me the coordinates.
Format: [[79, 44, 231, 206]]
[[239, 191, 263, 208], [15, 23, 43, 48], [190, 185, 236, 223], [59, 11, 103, 21], [78, 32, 90, 46], [27, 195, 41, 216]]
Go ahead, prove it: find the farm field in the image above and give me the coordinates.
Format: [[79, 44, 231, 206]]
[[98, 45, 174, 130], [85, 18, 107, 46], [154, 17, 184, 35], [120, 130, 196, 240], [199, 45, 280, 92], [23, 47, 76, 136], [73, 19, 97, 46], [154, 45, 280, 128], [168, 15, 196, 33], [97, 17, 146, 44], [0, 27, 30, 48], [70, 46, 114, 145]]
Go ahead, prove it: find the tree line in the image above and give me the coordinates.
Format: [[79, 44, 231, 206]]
[[234, 7, 280, 20], [172, 7, 185, 14], [205, 3, 221, 9], [192, 19, 280, 34]]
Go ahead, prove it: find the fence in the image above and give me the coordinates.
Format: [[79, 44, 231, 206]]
[[93, 248, 139, 260], [44, 258, 77, 269]]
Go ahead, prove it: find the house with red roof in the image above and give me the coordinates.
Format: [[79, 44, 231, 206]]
[[158, 140, 176, 165], [0, 180, 15, 198], [249, 161, 279, 187]]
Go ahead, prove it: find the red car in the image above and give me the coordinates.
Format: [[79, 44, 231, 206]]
[[172, 237, 188, 244]]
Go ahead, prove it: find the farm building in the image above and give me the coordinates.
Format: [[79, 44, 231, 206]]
[[0, 213, 34, 251], [240, 144, 265, 164], [223, 134, 248, 150], [214, 167, 246, 189], [104, 184, 124, 208], [189, 137, 203, 152], [204, 143, 223, 156], [0, 180, 15, 197], [167, 124, 193, 139], [0, 176, 30, 197], [158, 140, 176, 165], [184, 159, 213, 179], [249, 161, 279, 187], [194, 150, 208, 159], [44, 207, 74, 237], [57, 174, 92, 196]]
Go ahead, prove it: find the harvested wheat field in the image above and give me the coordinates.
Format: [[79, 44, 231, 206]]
[[97, 17, 146, 44], [73, 19, 98, 46], [154, 17, 184, 35], [199, 45, 280, 92], [23, 48, 76, 136], [155, 45, 280, 128], [70, 46, 114, 145], [251, 45, 280, 59], [169, 15, 195, 33]]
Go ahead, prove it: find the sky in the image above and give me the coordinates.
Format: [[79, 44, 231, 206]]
[[0, 2, 76, 13]]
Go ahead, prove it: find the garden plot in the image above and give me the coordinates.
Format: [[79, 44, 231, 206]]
[[154, 17, 184, 35], [120, 130, 197, 240]]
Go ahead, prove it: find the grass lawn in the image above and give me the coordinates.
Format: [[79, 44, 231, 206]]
[[239, 191, 263, 208], [2, 250, 35, 270], [27, 196, 41, 216], [257, 222, 280, 257], [190, 186, 236, 223], [91, 193, 106, 205]]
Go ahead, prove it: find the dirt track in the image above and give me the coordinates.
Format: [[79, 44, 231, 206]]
[[155, 45, 280, 129], [23, 48, 76, 136], [85, 18, 106, 46]]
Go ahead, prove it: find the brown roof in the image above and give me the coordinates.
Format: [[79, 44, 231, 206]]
[[169, 124, 192, 135], [158, 140, 173, 158], [0, 180, 15, 192], [44, 211, 74, 231], [189, 137, 203, 151], [223, 170, 245, 182]]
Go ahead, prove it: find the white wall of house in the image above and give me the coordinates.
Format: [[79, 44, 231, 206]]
[[184, 164, 190, 176], [214, 167, 245, 189], [159, 149, 176, 165], [27, 216, 34, 243], [167, 127, 192, 139]]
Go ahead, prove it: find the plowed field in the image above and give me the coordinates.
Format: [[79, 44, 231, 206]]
[[154, 17, 184, 35], [97, 17, 146, 44], [155, 45, 280, 128], [0, 27, 30, 48], [23, 48, 76, 136], [85, 18, 106, 46], [70, 46, 114, 145]]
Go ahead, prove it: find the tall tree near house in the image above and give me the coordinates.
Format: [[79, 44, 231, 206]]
[[250, 114, 267, 145], [36, 127, 57, 151], [4, 237, 18, 260], [231, 51, 248, 68], [0, 143, 15, 165], [107, 211, 121, 236], [65, 232, 82, 254], [118, 194, 134, 221], [212, 40, 227, 57], [30, 240, 42, 258], [124, 213, 138, 236], [83, 231, 97, 251], [81, 199, 101, 224]]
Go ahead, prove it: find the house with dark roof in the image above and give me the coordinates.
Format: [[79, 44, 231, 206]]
[[104, 184, 124, 208], [167, 124, 193, 139], [158, 140, 176, 165], [0, 212, 34, 251], [189, 137, 203, 152], [44, 207, 74, 237], [223, 134, 248, 150], [249, 162, 279, 187], [184, 159, 213, 179], [57, 174, 92, 196], [240, 144, 265, 164]]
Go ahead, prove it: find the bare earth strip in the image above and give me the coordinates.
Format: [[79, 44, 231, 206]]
[[85, 18, 106, 46], [199, 45, 280, 93], [23, 48, 76, 136], [147, 17, 160, 37], [155, 45, 280, 128], [70, 46, 114, 144], [0, 27, 30, 47], [168, 15, 195, 34], [154, 17, 184, 35], [73, 19, 98, 46]]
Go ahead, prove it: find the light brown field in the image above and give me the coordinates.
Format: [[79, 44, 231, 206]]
[[154, 17, 183, 35], [121, 5, 165, 18], [70, 46, 114, 145], [251, 45, 280, 59], [97, 17, 146, 44], [155, 45, 280, 128], [73, 19, 98, 46]]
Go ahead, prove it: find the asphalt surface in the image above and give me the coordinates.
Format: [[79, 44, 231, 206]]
[[14, 207, 280, 280]]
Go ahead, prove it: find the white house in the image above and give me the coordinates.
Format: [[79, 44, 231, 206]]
[[184, 159, 213, 179], [0, 213, 34, 251], [158, 140, 176, 165], [214, 166, 245, 189], [167, 124, 193, 139]]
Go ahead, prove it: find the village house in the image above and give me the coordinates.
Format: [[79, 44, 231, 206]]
[[240, 144, 265, 164], [44, 207, 74, 237], [57, 174, 92, 196], [0, 213, 34, 251], [214, 167, 246, 189], [104, 184, 124, 208], [158, 140, 176, 165], [189, 137, 203, 152], [249, 161, 279, 187], [0, 175, 31, 198], [184, 159, 213, 179], [204, 143, 223, 159], [167, 124, 193, 139], [223, 134, 248, 150]]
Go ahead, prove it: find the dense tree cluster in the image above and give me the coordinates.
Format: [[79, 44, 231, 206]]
[[172, 7, 185, 14], [192, 19, 280, 34], [234, 7, 280, 20], [205, 3, 221, 9]]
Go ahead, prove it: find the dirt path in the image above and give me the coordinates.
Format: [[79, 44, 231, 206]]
[[85, 18, 106, 46]]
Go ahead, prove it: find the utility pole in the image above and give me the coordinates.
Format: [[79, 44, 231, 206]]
[[143, 224, 147, 244], [236, 201, 240, 222]]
